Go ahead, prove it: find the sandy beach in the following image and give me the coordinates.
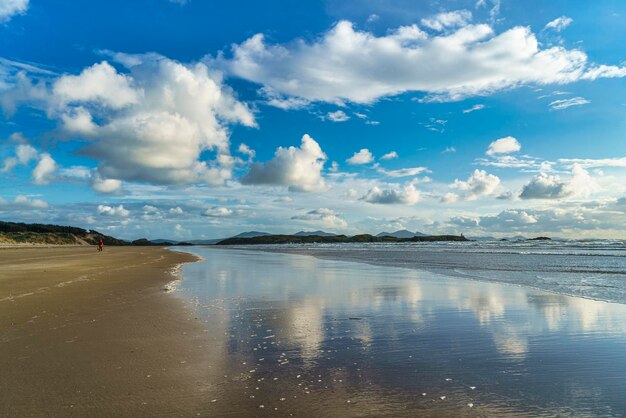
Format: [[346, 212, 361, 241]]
[[0, 246, 214, 417]]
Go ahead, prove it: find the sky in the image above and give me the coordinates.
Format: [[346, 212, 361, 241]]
[[1, 0, 625, 240]]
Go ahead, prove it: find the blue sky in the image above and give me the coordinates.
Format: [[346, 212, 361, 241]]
[[1, 0, 625, 239]]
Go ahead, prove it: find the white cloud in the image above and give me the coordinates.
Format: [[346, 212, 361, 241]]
[[291, 207, 347, 228], [381, 151, 398, 160], [237, 143, 255, 160], [258, 86, 310, 110], [520, 173, 568, 199], [441, 192, 459, 203], [97, 204, 130, 217], [1, 143, 37, 172], [442, 146, 456, 153], [53, 61, 140, 109], [486, 136, 521, 156], [545, 16, 573, 32], [463, 104, 485, 113], [204, 206, 239, 217], [376, 166, 429, 178], [169, 206, 184, 215], [423, 118, 447, 132], [366, 14, 379, 23], [91, 174, 123, 193], [347, 148, 374, 165], [452, 169, 500, 199], [242, 134, 327, 192], [0, 194, 47, 209], [479, 209, 538, 229], [61, 106, 98, 135], [0, 0, 28, 22], [32, 153, 57, 185], [215, 19, 626, 104], [549, 96, 590, 110], [581, 65, 626, 80], [2, 54, 256, 187], [326, 110, 350, 122], [16, 144, 37, 163], [421, 10, 472, 32], [558, 157, 626, 169], [361, 184, 421, 204], [520, 165, 595, 199], [1, 157, 17, 173]]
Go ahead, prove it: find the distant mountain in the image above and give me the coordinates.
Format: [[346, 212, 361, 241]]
[[232, 231, 272, 238], [376, 230, 428, 239], [151, 239, 177, 244], [186, 239, 222, 245], [217, 234, 469, 245], [294, 230, 338, 237]]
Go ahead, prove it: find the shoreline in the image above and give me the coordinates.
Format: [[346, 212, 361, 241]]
[[210, 244, 626, 306], [0, 246, 215, 416]]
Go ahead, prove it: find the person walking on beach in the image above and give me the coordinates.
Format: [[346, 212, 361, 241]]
[[97, 239, 104, 252]]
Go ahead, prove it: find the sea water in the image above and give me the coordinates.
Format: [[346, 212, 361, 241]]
[[176, 244, 626, 416]]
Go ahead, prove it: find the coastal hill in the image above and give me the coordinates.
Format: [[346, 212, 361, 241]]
[[216, 233, 469, 245], [0, 221, 129, 245], [376, 229, 428, 238], [294, 230, 338, 237]]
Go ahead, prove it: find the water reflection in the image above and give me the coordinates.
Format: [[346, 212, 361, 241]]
[[178, 248, 626, 416]]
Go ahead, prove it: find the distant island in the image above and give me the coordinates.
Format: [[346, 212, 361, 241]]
[[216, 234, 469, 245]]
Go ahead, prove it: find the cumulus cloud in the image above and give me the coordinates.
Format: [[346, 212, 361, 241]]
[[203, 206, 243, 217], [452, 169, 500, 199], [486, 136, 521, 156], [91, 174, 123, 193], [468, 210, 538, 232], [0, 194, 47, 210], [453, 205, 623, 235], [544, 16, 573, 32], [0, 0, 28, 22], [549, 96, 590, 110], [520, 173, 570, 199], [53, 61, 140, 109], [1, 142, 38, 172], [381, 151, 398, 160], [441, 192, 459, 203], [169, 206, 184, 215], [241, 134, 327, 192], [97, 204, 130, 217], [520, 165, 595, 199], [361, 184, 420, 204], [1, 54, 256, 187], [237, 143, 255, 160], [215, 19, 626, 104], [32, 153, 57, 185], [421, 10, 472, 32], [291, 208, 347, 228], [346, 148, 374, 165], [326, 110, 350, 122]]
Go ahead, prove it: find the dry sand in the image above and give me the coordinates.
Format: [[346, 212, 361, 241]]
[[0, 246, 218, 417]]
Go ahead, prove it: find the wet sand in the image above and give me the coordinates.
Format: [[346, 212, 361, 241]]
[[0, 247, 215, 417], [175, 247, 626, 416]]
